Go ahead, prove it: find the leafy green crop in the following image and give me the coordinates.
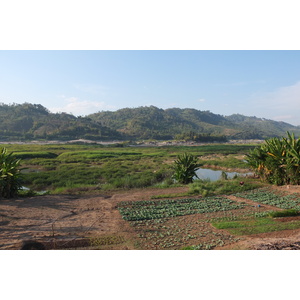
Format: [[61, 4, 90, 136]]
[[118, 197, 247, 221], [235, 188, 300, 209]]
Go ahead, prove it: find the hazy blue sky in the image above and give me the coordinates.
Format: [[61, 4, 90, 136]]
[[1, 50, 300, 125]]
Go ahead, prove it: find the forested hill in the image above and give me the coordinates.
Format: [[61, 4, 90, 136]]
[[0, 103, 299, 141], [89, 106, 300, 140], [89, 106, 233, 140], [225, 114, 299, 139], [0, 103, 121, 141]]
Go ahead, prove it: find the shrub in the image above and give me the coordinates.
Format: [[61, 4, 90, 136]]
[[172, 153, 201, 184], [0, 148, 23, 198], [246, 132, 300, 185]]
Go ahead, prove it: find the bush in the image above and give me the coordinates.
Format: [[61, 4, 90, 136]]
[[0, 148, 23, 198], [246, 132, 300, 185]]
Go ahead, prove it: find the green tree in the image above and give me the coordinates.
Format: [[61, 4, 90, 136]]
[[172, 153, 201, 184], [0, 148, 23, 198]]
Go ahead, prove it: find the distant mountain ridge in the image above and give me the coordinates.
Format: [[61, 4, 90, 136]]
[[0, 103, 299, 141], [0, 103, 121, 141], [89, 106, 300, 140]]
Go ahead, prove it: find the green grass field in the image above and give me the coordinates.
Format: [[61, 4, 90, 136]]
[[1, 143, 256, 193], [212, 217, 300, 235]]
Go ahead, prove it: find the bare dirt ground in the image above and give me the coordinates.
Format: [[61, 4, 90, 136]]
[[1, 185, 300, 250], [0, 187, 188, 250]]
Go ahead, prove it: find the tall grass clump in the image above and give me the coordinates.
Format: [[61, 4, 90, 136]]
[[188, 177, 262, 197]]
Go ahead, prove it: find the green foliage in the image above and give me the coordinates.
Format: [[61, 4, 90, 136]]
[[90, 106, 300, 140], [118, 197, 246, 221], [198, 156, 249, 169], [213, 217, 300, 235], [220, 171, 228, 180], [227, 114, 300, 139], [151, 192, 190, 199], [188, 178, 263, 197], [269, 209, 300, 218], [0, 102, 121, 141], [174, 131, 227, 143], [13, 152, 58, 159], [22, 147, 172, 191], [0, 148, 23, 198], [246, 132, 300, 185], [1, 103, 299, 141], [172, 153, 201, 184], [235, 188, 300, 209], [13, 143, 253, 192], [213, 218, 275, 229]]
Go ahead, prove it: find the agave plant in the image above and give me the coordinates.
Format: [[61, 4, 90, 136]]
[[0, 148, 23, 198], [172, 153, 201, 184]]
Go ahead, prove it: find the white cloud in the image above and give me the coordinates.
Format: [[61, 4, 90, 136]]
[[50, 97, 116, 116], [197, 98, 206, 102]]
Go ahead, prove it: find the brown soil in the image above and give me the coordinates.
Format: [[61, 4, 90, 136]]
[[2, 185, 300, 250], [0, 187, 188, 250], [214, 228, 300, 250]]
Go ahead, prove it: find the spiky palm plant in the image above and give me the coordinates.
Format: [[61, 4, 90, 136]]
[[284, 132, 300, 184], [172, 153, 201, 184], [246, 132, 300, 186], [0, 148, 23, 198]]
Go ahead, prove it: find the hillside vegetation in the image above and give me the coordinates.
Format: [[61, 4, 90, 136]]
[[0, 103, 121, 141], [0, 103, 299, 141]]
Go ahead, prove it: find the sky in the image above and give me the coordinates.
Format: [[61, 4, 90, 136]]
[[1, 50, 300, 125]]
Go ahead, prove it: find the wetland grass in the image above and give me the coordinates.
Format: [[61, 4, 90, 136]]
[[7, 143, 256, 194]]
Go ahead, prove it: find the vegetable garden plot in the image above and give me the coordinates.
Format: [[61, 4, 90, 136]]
[[234, 188, 300, 209], [117, 197, 247, 221], [132, 216, 240, 250]]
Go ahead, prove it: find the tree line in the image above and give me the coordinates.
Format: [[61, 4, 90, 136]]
[[1, 103, 300, 141]]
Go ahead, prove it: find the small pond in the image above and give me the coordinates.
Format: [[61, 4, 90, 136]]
[[195, 168, 252, 182], [21, 186, 48, 195]]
